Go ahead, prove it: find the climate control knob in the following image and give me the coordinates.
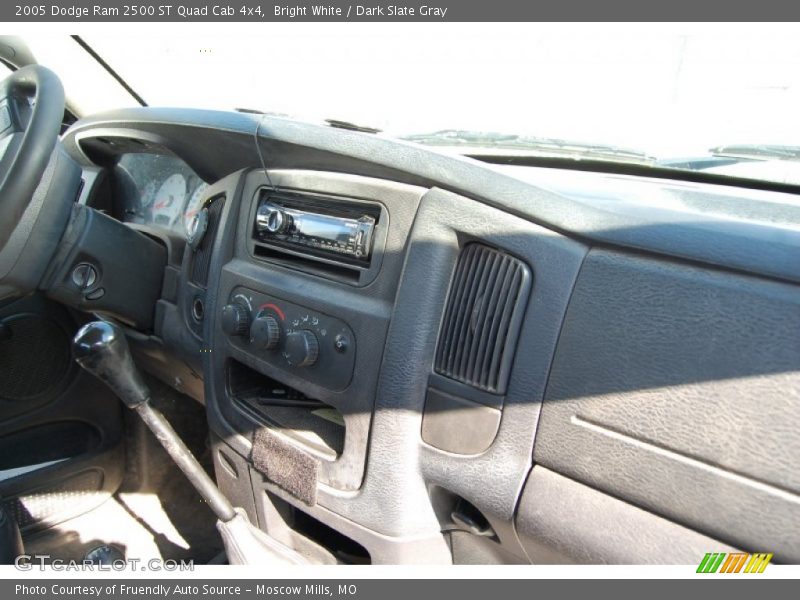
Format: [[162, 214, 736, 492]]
[[284, 330, 319, 367], [250, 315, 281, 350], [221, 303, 250, 337]]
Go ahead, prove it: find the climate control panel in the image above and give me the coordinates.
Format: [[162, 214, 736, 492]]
[[221, 287, 356, 390]]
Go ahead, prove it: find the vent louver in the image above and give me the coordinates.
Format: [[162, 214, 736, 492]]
[[434, 243, 530, 394], [190, 197, 224, 287]]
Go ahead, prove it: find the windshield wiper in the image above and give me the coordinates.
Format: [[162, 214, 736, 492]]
[[401, 129, 656, 165], [710, 144, 800, 161], [235, 107, 292, 118], [236, 109, 382, 134], [325, 119, 382, 134]]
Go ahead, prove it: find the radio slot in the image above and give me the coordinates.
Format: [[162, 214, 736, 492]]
[[252, 245, 362, 285]]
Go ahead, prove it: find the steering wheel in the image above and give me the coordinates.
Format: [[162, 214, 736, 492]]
[[0, 65, 73, 301]]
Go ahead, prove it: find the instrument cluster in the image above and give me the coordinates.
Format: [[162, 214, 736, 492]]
[[115, 152, 209, 237]]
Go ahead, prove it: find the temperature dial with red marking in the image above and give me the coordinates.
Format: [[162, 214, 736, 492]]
[[250, 314, 281, 350], [284, 330, 319, 367]]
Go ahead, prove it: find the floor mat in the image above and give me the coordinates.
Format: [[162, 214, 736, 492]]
[[24, 377, 225, 564], [24, 495, 176, 563]]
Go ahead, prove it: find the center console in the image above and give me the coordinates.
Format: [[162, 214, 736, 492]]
[[195, 166, 586, 565], [202, 169, 424, 496]]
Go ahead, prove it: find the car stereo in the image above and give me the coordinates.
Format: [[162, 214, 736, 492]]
[[253, 191, 378, 262]]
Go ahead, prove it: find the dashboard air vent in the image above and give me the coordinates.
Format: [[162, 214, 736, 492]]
[[190, 197, 224, 287], [434, 243, 531, 394]]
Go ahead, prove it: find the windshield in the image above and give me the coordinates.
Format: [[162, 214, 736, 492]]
[[23, 25, 800, 187]]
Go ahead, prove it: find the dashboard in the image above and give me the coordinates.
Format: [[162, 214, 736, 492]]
[[61, 108, 800, 565]]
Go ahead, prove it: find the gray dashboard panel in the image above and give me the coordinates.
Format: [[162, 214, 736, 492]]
[[534, 249, 800, 562], [64, 108, 800, 285], [516, 466, 739, 564], [60, 109, 800, 564], [205, 169, 425, 493], [216, 183, 586, 562], [408, 188, 587, 556]]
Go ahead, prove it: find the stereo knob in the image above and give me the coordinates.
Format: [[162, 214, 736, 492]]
[[221, 303, 250, 337], [257, 205, 291, 234], [284, 330, 319, 367], [250, 315, 281, 350]]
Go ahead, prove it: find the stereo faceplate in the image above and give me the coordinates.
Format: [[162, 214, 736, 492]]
[[252, 190, 380, 266]]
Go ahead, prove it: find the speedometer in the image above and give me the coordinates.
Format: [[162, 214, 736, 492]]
[[183, 183, 210, 235], [152, 174, 187, 228], [139, 180, 157, 209]]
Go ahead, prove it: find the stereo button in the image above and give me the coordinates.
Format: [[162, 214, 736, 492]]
[[334, 334, 349, 353], [257, 204, 291, 234]]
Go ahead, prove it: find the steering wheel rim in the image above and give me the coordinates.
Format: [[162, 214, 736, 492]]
[[0, 64, 65, 252]]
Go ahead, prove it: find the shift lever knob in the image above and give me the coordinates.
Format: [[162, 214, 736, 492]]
[[73, 321, 150, 408]]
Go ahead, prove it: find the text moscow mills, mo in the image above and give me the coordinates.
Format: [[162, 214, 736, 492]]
[[17, 584, 360, 597]]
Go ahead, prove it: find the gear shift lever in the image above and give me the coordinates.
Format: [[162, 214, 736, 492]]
[[73, 320, 154, 409], [73, 321, 236, 522], [73, 321, 308, 565]]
